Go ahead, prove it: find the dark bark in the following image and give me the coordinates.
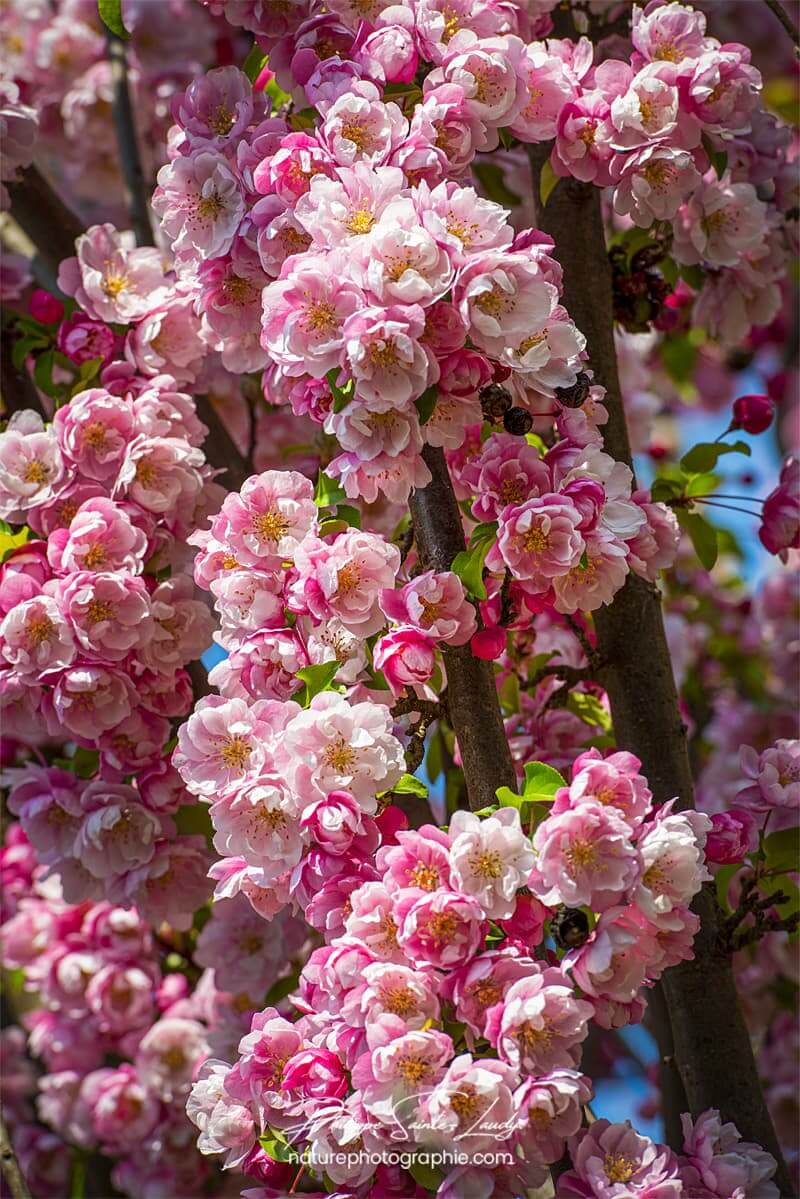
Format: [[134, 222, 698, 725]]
[[410, 444, 517, 810], [106, 31, 155, 247], [196, 395, 251, 494], [0, 327, 45, 419], [527, 143, 792, 1194], [645, 976, 688, 1149], [0, 1118, 31, 1199], [7, 165, 83, 283]]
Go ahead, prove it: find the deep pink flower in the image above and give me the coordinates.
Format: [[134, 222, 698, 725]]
[[558, 1120, 682, 1198], [56, 314, 117, 366], [529, 801, 642, 912], [373, 626, 437, 696], [759, 457, 800, 560], [705, 809, 757, 864], [396, 888, 488, 969]]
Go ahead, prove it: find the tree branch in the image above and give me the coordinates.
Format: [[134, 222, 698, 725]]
[[410, 444, 517, 810], [106, 31, 155, 246], [763, 0, 800, 54], [196, 395, 252, 494], [7, 165, 83, 282], [527, 142, 793, 1194], [0, 1118, 31, 1199]]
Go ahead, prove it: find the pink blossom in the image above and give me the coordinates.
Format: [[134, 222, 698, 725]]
[[173, 65, 257, 147], [300, 789, 371, 856], [454, 249, 556, 357], [626, 490, 681, 582], [135, 1017, 210, 1102], [555, 748, 653, 831], [352, 961, 441, 1045], [0, 594, 75, 678], [358, 21, 419, 85], [529, 801, 642, 912], [85, 962, 157, 1035], [759, 456, 800, 560], [634, 803, 711, 920], [153, 151, 245, 259], [0, 412, 65, 522], [290, 529, 400, 637], [56, 314, 117, 366], [261, 250, 365, 378], [448, 806, 535, 919], [551, 529, 629, 615], [254, 130, 333, 202], [343, 303, 435, 409], [125, 837, 211, 931], [493, 494, 585, 589], [282, 1046, 348, 1103], [79, 1066, 160, 1154], [735, 739, 800, 811], [613, 144, 703, 227], [325, 398, 423, 462], [58, 571, 151, 662], [565, 908, 655, 1004], [327, 446, 432, 505], [673, 178, 767, 268], [57, 224, 169, 323], [631, 2, 708, 65], [705, 809, 757, 865], [6, 765, 83, 865], [418, 1053, 516, 1153], [396, 888, 487, 969], [511, 43, 579, 141], [355, 1028, 454, 1129], [466, 432, 551, 523], [174, 694, 284, 799], [360, 196, 455, 306], [125, 294, 206, 384], [210, 774, 304, 878], [680, 1108, 779, 1198], [426, 32, 526, 139], [294, 162, 403, 249], [485, 964, 593, 1074], [373, 626, 436, 696], [513, 1069, 592, 1164], [75, 781, 165, 878], [416, 179, 513, 263], [685, 46, 761, 133], [320, 80, 408, 166], [377, 824, 454, 896], [51, 665, 135, 740], [47, 498, 149, 576], [53, 389, 134, 482], [210, 568, 286, 646], [380, 570, 477, 646], [114, 435, 206, 518], [553, 94, 616, 187], [215, 469, 317, 569], [558, 1120, 682, 1198], [442, 946, 539, 1037]]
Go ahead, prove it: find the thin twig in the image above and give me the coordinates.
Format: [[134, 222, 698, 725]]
[[763, 0, 800, 54], [106, 30, 155, 246], [0, 1117, 31, 1199]]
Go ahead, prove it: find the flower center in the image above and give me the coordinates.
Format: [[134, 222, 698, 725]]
[[409, 861, 440, 891], [23, 459, 49, 485], [336, 562, 362, 597], [516, 1019, 553, 1050], [396, 1055, 432, 1085], [102, 272, 129, 297], [252, 509, 289, 543], [450, 1084, 481, 1122], [222, 274, 258, 304], [369, 340, 399, 368], [304, 298, 339, 335], [345, 205, 375, 235], [579, 121, 597, 147], [424, 910, 459, 945], [470, 849, 503, 879], [499, 480, 526, 505], [135, 459, 158, 487], [217, 735, 251, 771], [340, 119, 372, 153], [469, 979, 502, 1008], [522, 525, 550, 554], [210, 103, 234, 135], [26, 615, 55, 646], [604, 1153, 637, 1183], [82, 422, 109, 450], [564, 839, 597, 873], [323, 735, 357, 773], [83, 543, 107, 569], [382, 985, 419, 1017], [87, 599, 115, 624], [197, 192, 225, 221]]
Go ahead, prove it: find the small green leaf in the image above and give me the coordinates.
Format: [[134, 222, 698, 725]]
[[451, 521, 497, 600], [295, 660, 340, 705], [264, 971, 299, 1007], [763, 828, 800, 875], [265, 77, 291, 107], [715, 862, 740, 912], [498, 126, 516, 150], [243, 43, 268, 83], [702, 134, 728, 179], [407, 1158, 444, 1192], [175, 803, 213, 840], [336, 503, 361, 529], [33, 349, 60, 399], [472, 161, 521, 207], [661, 333, 697, 383], [496, 785, 524, 810], [539, 158, 560, 208], [0, 524, 30, 563], [650, 476, 686, 503], [686, 472, 720, 498], [258, 1136, 299, 1163], [680, 440, 751, 475], [676, 510, 719, 571], [12, 335, 48, 370], [391, 773, 429, 799], [566, 691, 612, 733], [415, 384, 438, 425], [314, 470, 347, 508], [98, 0, 129, 38], [522, 761, 566, 803]]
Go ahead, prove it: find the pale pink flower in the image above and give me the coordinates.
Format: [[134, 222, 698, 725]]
[[426, 32, 527, 139], [125, 295, 206, 384], [120, 836, 211, 932], [78, 1066, 160, 1154], [6, 765, 83, 865], [529, 801, 642, 912], [551, 529, 629, 615], [673, 177, 767, 268], [290, 529, 400, 637], [210, 774, 304, 878], [553, 94, 616, 187], [320, 79, 408, 166], [0, 81, 37, 204], [631, 1, 708, 65], [416, 179, 513, 263], [0, 594, 75, 678], [442, 946, 539, 1037], [213, 468, 317, 568], [58, 571, 151, 663], [153, 151, 245, 259], [327, 446, 432, 504], [454, 250, 557, 357], [51, 665, 135, 740], [564, 908, 654, 1004], [343, 303, 435, 409], [513, 1069, 592, 1164], [485, 964, 594, 1074], [358, 20, 418, 85], [560, 1120, 682, 1198], [75, 780, 165, 878], [418, 1053, 517, 1153], [254, 130, 333, 202], [396, 888, 488, 969], [325, 398, 423, 462], [680, 1108, 779, 1199], [685, 46, 761, 133], [47, 498, 151, 577], [261, 250, 365, 377], [635, 802, 711, 922], [114, 435, 206, 517], [136, 1017, 210, 1102], [173, 695, 287, 798], [85, 963, 156, 1035], [132, 383, 208, 446], [137, 575, 213, 672], [735, 740, 800, 812], [493, 494, 585, 589], [300, 789, 371, 856], [353, 961, 441, 1045], [610, 61, 699, 150], [557, 748, 652, 831], [173, 65, 257, 147], [57, 224, 168, 323], [373, 626, 436, 697], [277, 691, 404, 811], [344, 880, 408, 963], [209, 627, 307, 702], [356, 1028, 454, 1129], [294, 162, 404, 248], [759, 455, 800, 560], [511, 43, 579, 141], [409, 83, 484, 176], [466, 431, 551, 523], [504, 304, 586, 387], [53, 389, 134, 482], [448, 806, 535, 919], [360, 195, 455, 306], [380, 569, 477, 645], [613, 144, 702, 227], [377, 824, 454, 896], [0, 412, 65, 522], [626, 490, 681, 582], [210, 569, 286, 647]]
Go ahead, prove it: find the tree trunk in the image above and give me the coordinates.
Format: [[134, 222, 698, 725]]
[[527, 143, 792, 1194]]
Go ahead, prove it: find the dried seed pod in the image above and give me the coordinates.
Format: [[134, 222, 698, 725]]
[[479, 382, 513, 423], [503, 406, 534, 436], [550, 905, 591, 950], [555, 371, 591, 409]]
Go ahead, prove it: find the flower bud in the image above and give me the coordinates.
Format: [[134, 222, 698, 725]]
[[731, 393, 775, 434], [29, 289, 64, 324], [471, 626, 506, 660]]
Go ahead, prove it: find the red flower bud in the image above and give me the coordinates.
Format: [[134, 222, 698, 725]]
[[29, 289, 64, 324], [731, 393, 775, 435], [470, 626, 506, 660]]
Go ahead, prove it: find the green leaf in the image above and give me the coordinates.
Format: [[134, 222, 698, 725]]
[[258, 1136, 299, 1163], [715, 862, 740, 912], [243, 43, 268, 83], [763, 828, 800, 875], [391, 773, 429, 799], [336, 503, 361, 529], [265, 77, 291, 108], [539, 158, 560, 208], [702, 134, 728, 179], [566, 691, 612, 733], [314, 469, 346, 508], [264, 971, 299, 1007], [326, 368, 355, 414], [12, 334, 48, 370], [497, 126, 515, 150], [33, 349, 60, 399], [522, 761, 566, 803], [661, 333, 697, 383], [650, 475, 686, 503], [415, 384, 438, 425], [98, 0, 129, 38], [680, 440, 751, 475], [426, 730, 443, 782], [496, 785, 524, 810], [676, 510, 718, 571], [0, 524, 30, 563], [407, 1158, 444, 1193], [295, 660, 340, 706], [472, 162, 521, 207], [451, 521, 497, 600], [175, 803, 213, 840], [686, 472, 720, 498]]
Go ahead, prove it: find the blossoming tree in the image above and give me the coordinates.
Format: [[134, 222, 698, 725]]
[[0, 0, 798, 1197]]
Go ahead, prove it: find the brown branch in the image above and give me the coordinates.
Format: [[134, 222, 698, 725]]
[[0, 1118, 31, 1199], [196, 395, 251, 493], [763, 0, 800, 54], [7, 165, 83, 282], [0, 326, 45, 420], [527, 142, 793, 1194], [410, 444, 517, 810], [106, 31, 155, 246]]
